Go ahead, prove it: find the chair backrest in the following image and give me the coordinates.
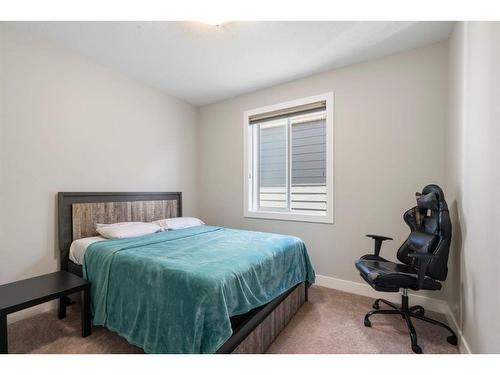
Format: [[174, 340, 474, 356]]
[[396, 184, 452, 281]]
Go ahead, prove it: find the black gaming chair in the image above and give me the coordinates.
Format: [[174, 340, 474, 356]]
[[355, 184, 457, 353]]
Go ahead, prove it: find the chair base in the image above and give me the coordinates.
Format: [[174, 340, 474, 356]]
[[363, 290, 458, 354]]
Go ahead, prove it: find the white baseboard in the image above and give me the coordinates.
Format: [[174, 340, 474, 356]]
[[315, 274, 448, 313], [443, 304, 472, 354], [315, 274, 471, 353]]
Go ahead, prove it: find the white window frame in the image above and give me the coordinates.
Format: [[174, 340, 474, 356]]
[[243, 92, 334, 224]]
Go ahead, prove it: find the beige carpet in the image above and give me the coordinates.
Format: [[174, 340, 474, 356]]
[[7, 286, 459, 354]]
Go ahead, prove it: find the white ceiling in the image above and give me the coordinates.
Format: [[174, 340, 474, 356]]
[[10, 21, 454, 106]]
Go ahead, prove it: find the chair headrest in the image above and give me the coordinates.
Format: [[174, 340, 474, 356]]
[[415, 184, 446, 212], [421, 184, 445, 202], [416, 191, 438, 211]]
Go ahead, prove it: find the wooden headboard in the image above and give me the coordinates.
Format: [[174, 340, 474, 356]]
[[57, 192, 182, 272]]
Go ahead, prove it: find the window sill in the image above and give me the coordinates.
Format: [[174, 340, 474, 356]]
[[244, 210, 334, 224]]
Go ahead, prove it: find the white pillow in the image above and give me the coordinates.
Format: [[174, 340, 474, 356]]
[[152, 217, 205, 230], [95, 222, 162, 239]]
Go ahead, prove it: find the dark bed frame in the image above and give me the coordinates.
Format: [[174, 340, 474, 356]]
[[57, 192, 308, 354]]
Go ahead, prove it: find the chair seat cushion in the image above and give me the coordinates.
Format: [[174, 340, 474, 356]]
[[359, 254, 390, 262], [355, 257, 442, 292]]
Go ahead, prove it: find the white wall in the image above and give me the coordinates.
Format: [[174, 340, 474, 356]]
[[198, 42, 449, 294], [446, 22, 500, 353], [0, 26, 199, 320]]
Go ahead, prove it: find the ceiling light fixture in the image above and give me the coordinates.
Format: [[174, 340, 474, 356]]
[[198, 20, 228, 27]]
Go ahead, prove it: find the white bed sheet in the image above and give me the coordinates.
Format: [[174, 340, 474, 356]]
[[69, 236, 106, 265]]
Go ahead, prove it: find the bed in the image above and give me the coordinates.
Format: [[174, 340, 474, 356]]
[[57, 192, 314, 354]]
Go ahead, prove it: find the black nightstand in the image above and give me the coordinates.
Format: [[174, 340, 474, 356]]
[[0, 271, 91, 354]]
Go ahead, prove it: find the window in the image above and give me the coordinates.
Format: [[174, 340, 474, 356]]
[[244, 93, 334, 223]]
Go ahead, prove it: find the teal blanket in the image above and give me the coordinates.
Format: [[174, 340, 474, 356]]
[[83, 225, 315, 353]]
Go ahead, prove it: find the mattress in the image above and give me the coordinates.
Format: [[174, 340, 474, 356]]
[[69, 236, 106, 265]]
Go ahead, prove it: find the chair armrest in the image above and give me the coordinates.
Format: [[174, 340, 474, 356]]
[[408, 252, 439, 289], [366, 234, 393, 241], [366, 234, 393, 257]]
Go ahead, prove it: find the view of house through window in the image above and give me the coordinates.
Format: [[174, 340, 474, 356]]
[[255, 111, 327, 213], [246, 95, 332, 223]]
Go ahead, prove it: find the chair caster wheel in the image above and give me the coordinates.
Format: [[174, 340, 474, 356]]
[[364, 318, 371, 327], [447, 335, 458, 346], [372, 302, 379, 310], [412, 345, 422, 354]]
